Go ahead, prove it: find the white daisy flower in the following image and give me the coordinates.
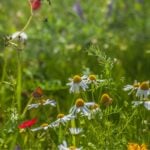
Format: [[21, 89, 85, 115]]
[[69, 128, 83, 135], [123, 81, 140, 95], [66, 75, 88, 93], [27, 99, 56, 110], [132, 101, 150, 110], [69, 98, 95, 116], [58, 141, 82, 150], [31, 123, 50, 132], [50, 114, 75, 128], [11, 31, 27, 43], [88, 103, 102, 120], [136, 81, 150, 99], [86, 74, 105, 85]]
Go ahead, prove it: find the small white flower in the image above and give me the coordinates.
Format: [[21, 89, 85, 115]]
[[143, 101, 150, 110], [88, 104, 102, 120], [86, 74, 104, 85], [10, 108, 18, 122], [123, 81, 140, 95], [67, 75, 88, 93], [132, 101, 150, 110], [58, 141, 82, 150], [69, 98, 95, 116], [69, 128, 83, 135], [11, 31, 27, 43], [136, 81, 150, 99], [31, 123, 50, 132], [27, 99, 56, 110], [50, 114, 75, 128]]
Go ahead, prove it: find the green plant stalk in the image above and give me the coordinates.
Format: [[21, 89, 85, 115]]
[[16, 51, 22, 113], [58, 125, 63, 144], [21, 97, 33, 118], [71, 119, 76, 146]]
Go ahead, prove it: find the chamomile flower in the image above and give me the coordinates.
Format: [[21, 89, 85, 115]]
[[66, 75, 88, 93], [50, 114, 75, 128], [88, 103, 102, 120], [69, 98, 95, 116], [136, 81, 150, 99], [69, 128, 83, 135], [132, 101, 150, 110], [27, 99, 56, 110], [11, 31, 27, 43], [100, 93, 112, 107], [58, 141, 82, 150], [31, 123, 50, 132], [86, 74, 104, 85], [123, 81, 140, 95]]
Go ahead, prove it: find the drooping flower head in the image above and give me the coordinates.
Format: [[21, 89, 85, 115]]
[[100, 93, 112, 107], [18, 118, 37, 129]]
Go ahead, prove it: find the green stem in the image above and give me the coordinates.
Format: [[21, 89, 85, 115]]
[[21, 97, 33, 118], [16, 51, 22, 113], [58, 125, 63, 143], [71, 119, 76, 146]]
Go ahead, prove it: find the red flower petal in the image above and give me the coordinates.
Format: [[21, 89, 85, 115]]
[[18, 118, 37, 129], [31, 0, 41, 10]]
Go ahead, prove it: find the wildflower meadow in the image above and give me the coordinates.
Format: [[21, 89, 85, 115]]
[[0, 0, 150, 150]]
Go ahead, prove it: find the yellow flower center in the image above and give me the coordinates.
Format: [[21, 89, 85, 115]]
[[75, 98, 85, 107], [40, 123, 49, 127], [69, 146, 76, 150], [73, 75, 82, 83], [100, 93, 112, 106], [91, 104, 99, 110], [140, 82, 149, 90], [127, 143, 140, 150], [57, 113, 65, 119], [133, 83, 140, 88], [39, 99, 46, 105], [89, 74, 96, 81], [140, 144, 147, 150]]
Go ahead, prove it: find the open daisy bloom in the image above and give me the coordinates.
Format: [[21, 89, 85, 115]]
[[50, 114, 75, 128], [27, 99, 56, 110], [58, 141, 82, 150], [100, 93, 112, 107], [18, 118, 37, 129], [127, 143, 147, 150], [123, 80, 140, 95], [132, 101, 150, 110], [136, 81, 150, 99], [87, 74, 104, 86], [69, 98, 95, 116], [31, 123, 50, 132], [66, 75, 88, 93]]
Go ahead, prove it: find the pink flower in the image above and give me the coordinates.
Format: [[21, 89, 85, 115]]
[[18, 118, 37, 129], [30, 0, 41, 10]]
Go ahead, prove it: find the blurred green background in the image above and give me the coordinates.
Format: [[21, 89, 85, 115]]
[[0, 0, 150, 106]]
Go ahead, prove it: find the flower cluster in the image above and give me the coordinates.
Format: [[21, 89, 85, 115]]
[[124, 81, 150, 110], [67, 74, 104, 93]]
